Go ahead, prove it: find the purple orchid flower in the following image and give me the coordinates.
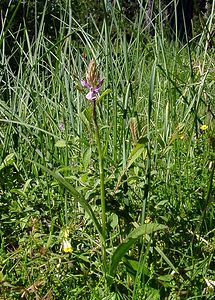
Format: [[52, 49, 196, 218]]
[[81, 59, 103, 101], [81, 79, 104, 101]]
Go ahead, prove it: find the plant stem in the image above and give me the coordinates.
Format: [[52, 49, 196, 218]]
[[92, 100, 107, 273]]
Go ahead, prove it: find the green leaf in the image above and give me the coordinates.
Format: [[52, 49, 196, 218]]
[[157, 274, 173, 282], [83, 147, 92, 169], [146, 287, 160, 300], [79, 107, 93, 129], [128, 223, 167, 239], [124, 256, 150, 277], [10, 189, 26, 197], [97, 88, 111, 103], [109, 239, 134, 283], [23, 179, 32, 192], [109, 223, 167, 285], [114, 137, 148, 192], [110, 213, 119, 229], [0, 153, 15, 170], [128, 137, 148, 164], [55, 139, 67, 148]]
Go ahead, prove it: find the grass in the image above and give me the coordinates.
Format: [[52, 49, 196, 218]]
[[0, 1, 215, 299]]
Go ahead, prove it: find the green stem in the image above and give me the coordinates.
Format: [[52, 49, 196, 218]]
[[92, 100, 107, 273]]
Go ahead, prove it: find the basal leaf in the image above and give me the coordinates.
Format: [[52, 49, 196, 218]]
[[109, 223, 167, 285]]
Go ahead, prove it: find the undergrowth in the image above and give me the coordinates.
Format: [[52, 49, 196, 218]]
[[0, 0, 215, 299]]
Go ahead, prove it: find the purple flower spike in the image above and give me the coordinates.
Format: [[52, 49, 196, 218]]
[[81, 59, 103, 101]]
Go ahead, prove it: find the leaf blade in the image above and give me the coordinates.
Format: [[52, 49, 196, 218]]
[[109, 223, 167, 285]]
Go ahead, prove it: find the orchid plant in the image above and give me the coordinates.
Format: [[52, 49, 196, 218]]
[[81, 59, 107, 274]]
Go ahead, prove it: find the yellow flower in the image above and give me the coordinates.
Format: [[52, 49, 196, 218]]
[[145, 216, 152, 224], [63, 240, 73, 253], [179, 133, 185, 140], [200, 124, 208, 131]]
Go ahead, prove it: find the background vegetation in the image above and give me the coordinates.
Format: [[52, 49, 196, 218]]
[[0, 0, 214, 299]]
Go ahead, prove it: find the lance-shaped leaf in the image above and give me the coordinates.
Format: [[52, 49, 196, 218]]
[[108, 223, 167, 285], [114, 137, 148, 192]]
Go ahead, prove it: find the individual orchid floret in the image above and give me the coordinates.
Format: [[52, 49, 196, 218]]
[[81, 59, 103, 101]]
